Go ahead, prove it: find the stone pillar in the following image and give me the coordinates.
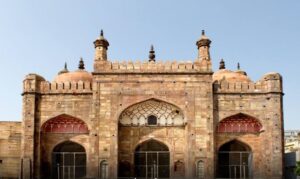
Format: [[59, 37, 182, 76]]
[[20, 74, 45, 179]]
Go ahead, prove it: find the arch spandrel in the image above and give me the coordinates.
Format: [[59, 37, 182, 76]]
[[41, 114, 89, 134], [217, 113, 262, 133], [119, 99, 185, 126]]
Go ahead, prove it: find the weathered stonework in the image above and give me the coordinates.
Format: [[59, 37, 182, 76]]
[[0, 31, 284, 179]]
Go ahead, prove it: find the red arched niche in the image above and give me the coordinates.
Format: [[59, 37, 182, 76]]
[[217, 113, 262, 133], [41, 114, 89, 134]]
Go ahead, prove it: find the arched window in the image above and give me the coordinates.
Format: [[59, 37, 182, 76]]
[[100, 160, 108, 179], [196, 160, 204, 179], [147, 115, 157, 125]]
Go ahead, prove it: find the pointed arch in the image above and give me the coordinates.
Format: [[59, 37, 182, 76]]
[[218, 139, 252, 152], [41, 114, 89, 134], [217, 139, 252, 178], [135, 139, 169, 152], [119, 98, 185, 126], [53, 140, 86, 153], [52, 140, 87, 178], [217, 113, 262, 133]]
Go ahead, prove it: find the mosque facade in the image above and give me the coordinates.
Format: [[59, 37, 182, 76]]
[[0, 30, 284, 179]]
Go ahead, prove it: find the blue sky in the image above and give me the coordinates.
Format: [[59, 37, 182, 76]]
[[0, 1, 299, 129]]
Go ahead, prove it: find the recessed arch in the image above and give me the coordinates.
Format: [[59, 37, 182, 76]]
[[119, 98, 185, 126], [41, 114, 89, 134], [134, 139, 170, 178], [217, 113, 262, 133], [217, 140, 252, 178], [52, 140, 86, 178]]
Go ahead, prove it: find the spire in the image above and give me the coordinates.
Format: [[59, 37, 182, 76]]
[[64, 62, 67, 70], [79, 57, 85, 70], [219, 59, 225, 69], [100, 29, 104, 37], [58, 62, 69, 75], [202, 30, 205, 36], [149, 45, 156, 62], [236, 62, 247, 75]]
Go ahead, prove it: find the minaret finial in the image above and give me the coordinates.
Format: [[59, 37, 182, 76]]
[[219, 59, 225, 69], [100, 29, 104, 37], [79, 57, 85, 70], [64, 62, 68, 70], [202, 30, 205, 36], [149, 45, 156, 62], [237, 62, 240, 70]]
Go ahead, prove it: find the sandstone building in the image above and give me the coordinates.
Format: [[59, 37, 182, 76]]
[[0, 30, 284, 179]]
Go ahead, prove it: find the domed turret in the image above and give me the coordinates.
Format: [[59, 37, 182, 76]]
[[213, 60, 252, 82], [53, 58, 92, 83]]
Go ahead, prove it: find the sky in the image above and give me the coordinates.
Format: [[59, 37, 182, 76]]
[[0, 1, 299, 129]]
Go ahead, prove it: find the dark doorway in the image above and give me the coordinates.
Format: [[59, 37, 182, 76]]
[[217, 140, 252, 179], [134, 140, 170, 178], [52, 141, 86, 179]]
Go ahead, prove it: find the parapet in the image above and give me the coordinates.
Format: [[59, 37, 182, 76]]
[[23, 73, 92, 95], [214, 72, 283, 94], [93, 60, 212, 74]]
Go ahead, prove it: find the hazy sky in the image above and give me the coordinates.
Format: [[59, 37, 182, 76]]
[[0, 1, 299, 129]]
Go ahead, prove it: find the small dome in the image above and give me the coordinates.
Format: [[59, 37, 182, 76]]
[[53, 69, 92, 83], [213, 69, 252, 82]]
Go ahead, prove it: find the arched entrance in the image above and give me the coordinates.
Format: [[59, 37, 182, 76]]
[[217, 140, 252, 179], [134, 140, 170, 178], [52, 141, 86, 179]]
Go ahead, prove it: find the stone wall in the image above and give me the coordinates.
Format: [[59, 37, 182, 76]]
[[94, 71, 214, 178], [213, 73, 283, 179], [0, 121, 21, 178]]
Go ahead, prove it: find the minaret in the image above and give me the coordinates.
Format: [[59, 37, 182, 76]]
[[148, 45, 156, 62], [196, 30, 211, 62], [93, 30, 109, 61]]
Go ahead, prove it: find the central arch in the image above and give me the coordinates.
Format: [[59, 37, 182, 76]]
[[134, 139, 170, 178], [52, 141, 86, 179]]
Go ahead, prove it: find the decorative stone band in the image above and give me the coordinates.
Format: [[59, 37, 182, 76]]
[[94, 60, 212, 73]]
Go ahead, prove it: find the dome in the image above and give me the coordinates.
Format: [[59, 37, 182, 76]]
[[213, 69, 252, 82], [53, 70, 92, 83]]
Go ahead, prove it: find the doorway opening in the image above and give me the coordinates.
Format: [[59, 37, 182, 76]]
[[52, 141, 86, 179], [217, 140, 252, 179], [134, 140, 170, 178]]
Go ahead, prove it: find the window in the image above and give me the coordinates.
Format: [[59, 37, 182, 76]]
[[100, 160, 108, 179], [197, 160, 204, 178], [147, 115, 157, 125]]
